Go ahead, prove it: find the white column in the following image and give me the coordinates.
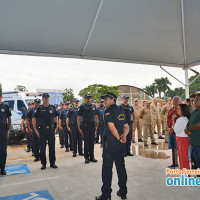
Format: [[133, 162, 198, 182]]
[[184, 68, 189, 98]]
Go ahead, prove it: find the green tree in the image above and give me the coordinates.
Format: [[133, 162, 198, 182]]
[[166, 87, 184, 98], [63, 88, 75, 104], [189, 75, 200, 94], [143, 84, 157, 98], [153, 78, 162, 98], [0, 83, 2, 92], [79, 84, 119, 102], [14, 85, 28, 92], [160, 77, 172, 100]]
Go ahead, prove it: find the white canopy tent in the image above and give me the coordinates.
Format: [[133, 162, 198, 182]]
[[0, 0, 200, 97]]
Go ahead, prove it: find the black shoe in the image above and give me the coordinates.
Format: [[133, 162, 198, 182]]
[[168, 164, 178, 168], [34, 158, 40, 162], [138, 139, 143, 142], [50, 164, 58, 168], [124, 153, 128, 157], [117, 190, 127, 199], [90, 158, 97, 162], [1, 169, 6, 175], [144, 143, 148, 147], [32, 153, 35, 156], [60, 145, 64, 148], [73, 153, 76, 157], [70, 148, 73, 151], [96, 141, 100, 144], [79, 153, 84, 156], [85, 159, 90, 164], [158, 136, 164, 139], [26, 148, 31, 152], [41, 165, 46, 170], [127, 152, 133, 156], [65, 149, 69, 152], [151, 142, 158, 145], [154, 132, 158, 134], [132, 140, 135, 143], [96, 195, 110, 200], [165, 141, 168, 143], [162, 131, 165, 135]]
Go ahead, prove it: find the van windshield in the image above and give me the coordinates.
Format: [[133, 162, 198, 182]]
[[25, 100, 35, 105]]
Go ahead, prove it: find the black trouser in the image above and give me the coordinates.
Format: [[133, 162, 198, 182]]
[[26, 131, 33, 150], [125, 123, 133, 154], [59, 128, 64, 145], [63, 127, 72, 150], [82, 124, 95, 159], [32, 130, 40, 159], [0, 129, 8, 170], [71, 124, 83, 154], [102, 139, 127, 199], [39, 128, 56, 166], [96, 121, 104, 143]]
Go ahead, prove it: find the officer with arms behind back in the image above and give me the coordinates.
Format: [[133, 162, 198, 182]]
[[77, 94, 98, 164], [96, 92, 129, 200], [32, 93, 58, 170], [0, 92, 12, 175]]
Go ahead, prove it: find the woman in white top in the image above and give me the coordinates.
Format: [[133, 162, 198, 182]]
[[173, 104, 190, 170]]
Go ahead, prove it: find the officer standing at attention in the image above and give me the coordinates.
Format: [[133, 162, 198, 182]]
[[96, 92, 129, 200], [26, 98, 41, 162], [67, 98, 83, 157], [119, 96, 134, 157], [0, 92, 11, 175], [59, 101, 72, 152], [96, 99, 106, 146], [58, 103, 65, 148], [21, 103, 33, 153], [140, 100, 158, 146], [32, 93, 58, 170], [77, 94, 98, 164], [132, 98, 143, 143]]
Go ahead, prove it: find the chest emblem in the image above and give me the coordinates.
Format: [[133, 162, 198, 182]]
[[118, 114, 125, 121], [1, 108, 5, 112], [49, 109, 53, 114]]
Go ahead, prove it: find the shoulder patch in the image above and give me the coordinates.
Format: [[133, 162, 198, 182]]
[[118, 114, 125, 121], [105, 112, 110, 116]]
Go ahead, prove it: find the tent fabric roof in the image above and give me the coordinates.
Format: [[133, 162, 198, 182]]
[[0, 0, 199, 68]]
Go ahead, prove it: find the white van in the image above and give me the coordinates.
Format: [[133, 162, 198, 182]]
[[2, 91, 42, 115]]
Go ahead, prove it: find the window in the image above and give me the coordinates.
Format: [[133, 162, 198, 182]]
[[4, 100, 14, 110], [17, 100, 27, 112]]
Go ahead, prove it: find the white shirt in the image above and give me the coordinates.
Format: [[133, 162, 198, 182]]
[[174, 116, 189, 137]]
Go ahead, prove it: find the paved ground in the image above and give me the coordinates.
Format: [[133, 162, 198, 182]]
[[0, 135, 199, 200]]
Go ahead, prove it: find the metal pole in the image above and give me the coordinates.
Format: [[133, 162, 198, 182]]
[[184, 68, 189, 98]]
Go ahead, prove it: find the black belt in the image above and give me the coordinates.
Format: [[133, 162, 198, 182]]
[[103, 135, 117, 141], [38, 125, 55, 129]]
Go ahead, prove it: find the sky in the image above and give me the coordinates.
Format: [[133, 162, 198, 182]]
[[0, 54, 199, 97]]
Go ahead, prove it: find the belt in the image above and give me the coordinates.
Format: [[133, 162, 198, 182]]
[[38, 125, 55, 129], [103, 135, 117, 141], [70, 122, 77, 126]]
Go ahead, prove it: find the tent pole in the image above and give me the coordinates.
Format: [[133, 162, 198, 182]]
[[184, 68, 189, 98]]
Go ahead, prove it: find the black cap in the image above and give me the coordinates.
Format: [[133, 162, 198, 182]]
[[101, 92, 117, 101], [99, 99, 104, 103], [84, 94, 91, 99], [34, 98, 41, 103], [122, 95, 129, 99], [28, 102, 32, 106], [0, 91, 2, 96], [54, 104, 59, 109], [93, 100, 97, 103], [65, 101, 70, 105], [73, 98, 79, 102], [42, 93, 50, 98]]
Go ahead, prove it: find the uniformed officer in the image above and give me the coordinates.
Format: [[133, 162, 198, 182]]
[[142, 100, 146, 108], [96, 99, 106, 146], [21, 102, 33, 152], [161, 97, 173, 143], [132, 98, 143, 143], [26, 98, 41, 162], [59, 101, 72, 152], [151, 97, 164, 139], [93, 100, 98, 108], [77, 94, 98, 164], [0, 92, 12, 175], [140, 100, 158, 146], [58, 103, 65, 148], [159, 99, 165, 135], [119, 96, 134, 157], [96, 92, 129, 200], [32, 93, 58, 170], [67, 98, 83, 157]]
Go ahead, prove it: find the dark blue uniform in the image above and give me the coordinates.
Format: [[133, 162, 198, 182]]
[[26, 107, 40, 159], [101, 104, 128, 199], [33, 104, 58, 166], [119, 104, 134, 154], [0, 103, 11, 170], [96, 106, 105, 144], [67, 106, 83, 155], [57, 108, 64, 146], [22, 110, 33, 151], [60, 109, 72, 150], [78, 103, 97, 160]]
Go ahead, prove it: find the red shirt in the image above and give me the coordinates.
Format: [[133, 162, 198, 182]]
[[167, 107, 180, 128]]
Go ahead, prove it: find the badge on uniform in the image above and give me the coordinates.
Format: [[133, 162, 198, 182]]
[[92, 108, 95, 110], [49, 110, 53, 114], [1, 109, 5, 112]]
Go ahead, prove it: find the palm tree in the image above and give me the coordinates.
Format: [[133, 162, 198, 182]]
[[154, 78, 163, 98], [143, 84, 157, 98], [160, 77, 172, 100]]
